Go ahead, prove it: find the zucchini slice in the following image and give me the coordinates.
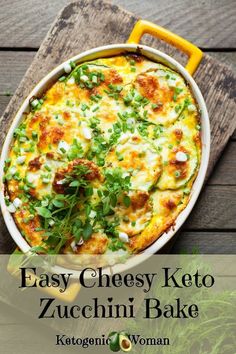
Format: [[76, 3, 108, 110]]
[[134, 66, 192, 126], [156, 136, 198, 190], [106, 133, 162, 191]]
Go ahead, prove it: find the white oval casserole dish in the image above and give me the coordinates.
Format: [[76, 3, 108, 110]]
[[0, 20, 210, 259]]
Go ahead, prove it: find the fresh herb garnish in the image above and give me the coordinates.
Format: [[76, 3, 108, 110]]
[[71, 65, 105, 89], [104, 84, 123, 100], [67, 139, 84, 161]]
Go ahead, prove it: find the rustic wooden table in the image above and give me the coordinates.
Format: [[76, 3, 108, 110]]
[[1, 0, 235, 254], [0, 0, 235, 351]]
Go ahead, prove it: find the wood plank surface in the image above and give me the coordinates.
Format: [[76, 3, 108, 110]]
[[209, 52, 236, 73], [0, 0, 235, 48], [0, 1, 235, 178], [0, 0, 68, 48], [0, 51, 36, 94], [0, 51, 235, 95], [172, 232, 236, 254], [115, 0, 236, 49], [0, 0, 235, 257], [185, 186, 236, 230], [208, 142, 236, 185], [0, 95, 11, 115], [193, 55, 236, 176], [0, 50, 235, 137], [0, 0, 235, 344]]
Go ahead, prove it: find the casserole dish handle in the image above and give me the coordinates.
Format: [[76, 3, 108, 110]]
[[127, 20, 202, 76]]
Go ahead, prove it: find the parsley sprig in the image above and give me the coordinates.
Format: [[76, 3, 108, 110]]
[[100, 168, 131, 216], [33, 165, 95, 253]]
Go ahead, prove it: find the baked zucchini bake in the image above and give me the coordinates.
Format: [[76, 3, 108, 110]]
[[4, 54, 201, 256]]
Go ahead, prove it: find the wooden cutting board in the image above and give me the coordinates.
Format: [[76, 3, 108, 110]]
[[0, 0, 236, 254]]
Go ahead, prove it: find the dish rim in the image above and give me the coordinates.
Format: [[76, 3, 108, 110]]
[[0, 43, 210, 268]]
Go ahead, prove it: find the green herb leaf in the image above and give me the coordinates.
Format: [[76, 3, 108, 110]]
[[30, 246, 48, 254], [52, 199, 64, 208], [69, 180, 80, 187], [123, 195, 131, 208], [103, 198, 111, 215], [35, 207, 52, 219], [83, 222, 93, 240], [67, 139, 84, 161]]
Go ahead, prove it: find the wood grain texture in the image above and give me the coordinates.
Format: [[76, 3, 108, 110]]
[[207, 142, 236, 185], [185, 186, 236, 230], [0, 51, 36, 94], [114, 0, 236, 49], [1, 0, 236, 48], [194, 55, 236, 178], [171, 232, 236, 254], [0, 0, 235, 256], [208, 52, 236, 74], [0, 1, 235, 177], [0, 51, 235, 94], [0, 50, 234, 138], [0, 95, 11, 115], [0, 0, 235, 345], [0, 0, 138, 147], [0, 0, 69, 48], [0, 218, 15, 253]]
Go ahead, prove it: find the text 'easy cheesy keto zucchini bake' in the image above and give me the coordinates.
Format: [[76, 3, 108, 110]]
[[4, 54, 201, 256]]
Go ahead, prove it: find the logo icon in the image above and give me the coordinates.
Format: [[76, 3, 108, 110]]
[[108, 331, 132, 352]]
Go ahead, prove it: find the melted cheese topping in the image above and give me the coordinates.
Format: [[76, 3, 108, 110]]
[[106, 133, 162, 191], [4, 54, 201, 255]]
